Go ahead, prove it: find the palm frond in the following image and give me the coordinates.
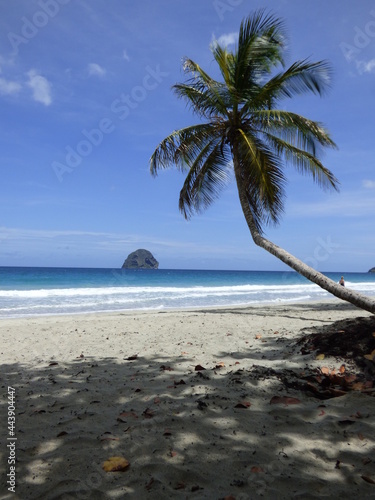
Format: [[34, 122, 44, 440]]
[[236, 129, 286, 229], [263, 133, 339, 190], [247, 59, 332, 112], [179, 143, 232, 219], [251, 110, 337, 159], [233, 10, 286, 92], [150, 123, 221, 175]]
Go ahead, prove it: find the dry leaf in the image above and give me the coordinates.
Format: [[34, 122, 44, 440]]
[[145, 477, 155, 491], [321, 366, 330, 375], [102, 456, 130, 472], [195, 364, 206, 371], [117, 411, 138, 421], [251, 466, 264, 473], [270, 396, 301, 405], [361, 475, 375, 484], [316, 353, 325, 360], [339, 364, 346, 374], [352, 382, 366, 391], [174, 482, 186, 490], [160, 364, 173, 371], [174, 379, 186, 386], [215, 362, 225, 368], [142, 408, 154, 419], [234, 401, 251, 408], [255, 334, 262, 339]]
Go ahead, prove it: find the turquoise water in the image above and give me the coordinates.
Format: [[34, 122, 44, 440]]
[[1, 267, 375, 318]]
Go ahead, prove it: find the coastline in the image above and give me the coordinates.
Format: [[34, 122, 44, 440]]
[[1, 300, 375, 498]]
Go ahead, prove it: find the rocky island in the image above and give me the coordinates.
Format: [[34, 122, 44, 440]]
[[122, 249, 159, 269], [369, 267, 375, 273]]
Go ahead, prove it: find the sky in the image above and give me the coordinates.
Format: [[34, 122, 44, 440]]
[[0, 0, 374, 272]]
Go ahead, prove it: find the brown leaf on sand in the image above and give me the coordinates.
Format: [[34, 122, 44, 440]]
[[102, 456, 130, 472], [160, 365, 173, 371], [215, 362, 225, 368], [195, 364, 206, 371], [364, 351, 375, 361], [316, 353, 325, 360], [344, 374, 357, 384], [174, 482, 186, 490], [255, 334, 262, 339], [169, 450, 177, 457], [145, 477, 155, 491], [251, 466, 264, 473], [320, 366, 330, 375], [234, 401, 251, 409], [352, 381, 366, 391], [142, 408, 155, 419], [339, 364, 346, 374], [174, 379, 186, 386], [117, 411, 138, 422], [270, 396, 301, 406], [361, 475, 375, 484]]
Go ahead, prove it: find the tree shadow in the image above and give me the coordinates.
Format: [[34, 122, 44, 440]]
[[1, 320, 375, 499]]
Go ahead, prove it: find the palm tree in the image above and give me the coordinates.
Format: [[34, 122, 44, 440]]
[[150, 10, 375, 314]]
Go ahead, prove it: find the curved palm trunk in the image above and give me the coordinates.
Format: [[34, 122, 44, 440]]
[[232, 155, 375, 314]]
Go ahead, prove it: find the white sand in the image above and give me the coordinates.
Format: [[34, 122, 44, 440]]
[[1, 300, 375, 499]]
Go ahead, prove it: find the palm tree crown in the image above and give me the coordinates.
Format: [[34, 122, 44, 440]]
[[150, 9, 338, 233]]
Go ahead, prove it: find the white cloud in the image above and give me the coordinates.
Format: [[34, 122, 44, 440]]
[[363, 179, 375, 189], [88, 62, 106, 77], [26, 70, 52, 106], [212, 32, 237, 48], [355, 58, 375, 74], [122, 49, 130, 61], [0, 77, 21, 95]]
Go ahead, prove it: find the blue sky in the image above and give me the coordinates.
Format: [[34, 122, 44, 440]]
[[0, 0, 374, 271]]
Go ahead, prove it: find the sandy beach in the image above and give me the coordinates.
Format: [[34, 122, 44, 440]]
[[1, 300, 375, 499]]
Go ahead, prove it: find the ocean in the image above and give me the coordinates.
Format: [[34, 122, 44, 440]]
[[1, 266, 375, 318]]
